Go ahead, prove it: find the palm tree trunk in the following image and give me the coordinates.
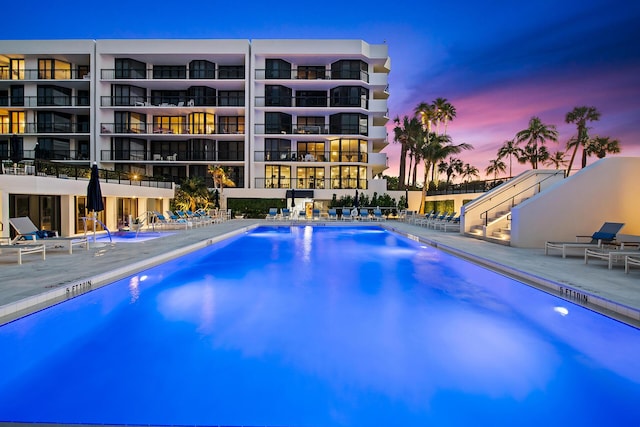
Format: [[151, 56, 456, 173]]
[[566, 144, 579, 177]]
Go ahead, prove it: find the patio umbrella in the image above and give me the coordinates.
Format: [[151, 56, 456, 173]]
[[213, 189, 220, 209], [354, 189, 359, 208], [290, 188, 296, 208], [10, 134, 23, 165], [87, 163, 104, 214]]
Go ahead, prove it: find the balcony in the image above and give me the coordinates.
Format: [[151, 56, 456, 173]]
[[255, 150, 368, 163], [254, 124, 369, 136], [99, 123, 244, 136], [0, 96, 91, 108], [100, 150, 244, 162], [254, 177, 367, 190], [99, 67, 245, 81], [1, 123, 90, 135], [0, 68, 91, 80], [255, 69, 369, 82], [100, 96, 244, 108]]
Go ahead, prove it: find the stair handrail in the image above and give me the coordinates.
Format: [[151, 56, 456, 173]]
[[478, 171, 563, 227]]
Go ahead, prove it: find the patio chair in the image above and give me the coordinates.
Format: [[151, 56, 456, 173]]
[[266, 208, 278, 220], [328, 208, 338, 220], [359, 208, 371, 221], [625, 255, 640, 274], [545, 222, 625, 258], [280, 208, 291, 220], [9, 216, 88, 254], [372, 208, 386, 221], [340, 208, 352, 221], [0, 242, 46, 264], [312, 209, 320, 220], [584, 247, 640, 270]]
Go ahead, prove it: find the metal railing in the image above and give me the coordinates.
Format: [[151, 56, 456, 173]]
[[255, 69, 369, 82], [254, 151, 367, 163], [255, 96, 368, 109], [0, 95, 91, 108], [99, 122, 244, 136], [254, 177, 367, 190], [100, 150, 244, 162], [100, 68, 245, 80], [1, 122, 90, 134], [0, 68, 91, 80], [100, 96, 245, 107], [254, 124, 367, 136], [426, 178, 511, 196]]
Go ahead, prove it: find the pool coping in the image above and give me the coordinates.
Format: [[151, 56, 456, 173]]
[[384, 224, 640, 328], [0, 225, 257, 326]]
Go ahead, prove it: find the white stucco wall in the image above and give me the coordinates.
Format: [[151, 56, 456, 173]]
[[510, 157, 640, 248]]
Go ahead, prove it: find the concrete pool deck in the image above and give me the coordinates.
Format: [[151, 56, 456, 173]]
[[1, 219, 639, 327]]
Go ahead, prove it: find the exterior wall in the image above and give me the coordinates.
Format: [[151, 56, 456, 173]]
[[510, 157, 640, 248]]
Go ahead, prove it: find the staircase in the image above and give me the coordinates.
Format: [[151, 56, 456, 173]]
[[461, 170, 565, 245]]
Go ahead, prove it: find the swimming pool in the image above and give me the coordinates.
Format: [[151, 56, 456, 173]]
[[94, 230, 175, 243], [1, 225, 639, 426]]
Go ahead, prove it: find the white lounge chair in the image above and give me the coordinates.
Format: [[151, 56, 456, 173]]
[[266, 208, 278, 220], [545, 222, 625, 258], [625, 255, 640, 274], [9, 216, 88, 254], [585, 247, 640, 269], [0, 242, 46, 264]]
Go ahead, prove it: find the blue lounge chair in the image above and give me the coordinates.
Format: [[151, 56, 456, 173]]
[[545, 222, 625, 258], [359, 208, 371, 221], [372, 208, 386, 221], [280, 208, 291, 220], [328, 208, 338, 220], [266, 208, 278, 220]]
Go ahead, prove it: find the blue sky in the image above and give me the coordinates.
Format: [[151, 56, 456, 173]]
[[3, 0, 639, 179]]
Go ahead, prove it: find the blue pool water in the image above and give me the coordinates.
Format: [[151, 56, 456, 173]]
[[95, 230, 175, 242], [1, 225, 639, 426]]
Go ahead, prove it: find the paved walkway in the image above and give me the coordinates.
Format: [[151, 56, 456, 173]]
[[1, 219, 638, 326]]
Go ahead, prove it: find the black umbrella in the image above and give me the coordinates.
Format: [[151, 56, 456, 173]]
[[87, 164, 104, 213], [213, 189, 220, 209], [354, 189, 359, 208], [10, 134, 23, 165], [290, 188, 296, 208], [405, 188, 409, 209]]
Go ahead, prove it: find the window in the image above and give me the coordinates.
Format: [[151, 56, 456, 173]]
[[189, 60, 215, 79], [115, 111, 147, 134], [297, 167, 325, 189], [265, 112, 292, 134], [330, 165, 366, 189], [112, 137, 146, 161], [295, 90, 326, 107], [10, 111, 25, 134], [38, 59, 72, 80], [187, 112, 215, 134], [190, 139, 216, 161], [296, 66, 326, 80], [265, 165, 291, 188], [329, 113, 368, 135], [150, 89, 185, 106], [218, 141, 244, 161], [265, 138, 290, 161], [186, 86, 216, 106], [10, 85, 24, 106], [112, 85, 146, 106], [218, 65, 245, 79], [219, 116, 245, 134], [152, 165, 187, 184], [297, 141, 325, 161], [115, 58, 146, 79], [77, 116, 90, 133], [77, 90, 90, 106], [153, 65, 187, 79], [330, 86, 368, 108], [296, 116, 325, 134], [153, 115, 185, 135], [265, 59, 291, 79], [10, 59, 24, 80], [37, 85, 72, 106], [218, 90, 245, 106], [331, 60, 368, 81], [0, 139, 8, 159], [37, 137, 70, 160], [37, 112, 72, 133], [265, 85, 292, 107], [329, 138, 367, 162]]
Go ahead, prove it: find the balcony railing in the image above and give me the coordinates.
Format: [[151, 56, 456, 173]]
[[100, 96, 245, 108], [100, 68, 245, 80], [254, 151, 367, 163], [254, 177, 367, 190], [1, 123, 90, 134], [0, 159, 172, 188], [100, 150, 244, 162], [254, 124, 367, 136], [255, 96, 368, 109], [0, 68, 91, 80], [255, 69, 369, 82], [100, 123, 244, 136], [0, 95, 91, 108]]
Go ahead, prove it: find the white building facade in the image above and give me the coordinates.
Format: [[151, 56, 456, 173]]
[[0, 39, 390, 234]]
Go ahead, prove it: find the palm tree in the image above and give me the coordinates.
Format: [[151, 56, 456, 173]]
[[461, 163, 479, 183], [544, 150, 567, 170], [392, 116, 422, 189], [584, 136, 621, 164], [414, 102, 435, 132], [485, 159, 507, 180], [208, 165, 236, 192], [176, 176, 210, 212], [443, 157, 464, 185], [432, 97, 456, 135], [515, 116, 558, 169], [565, 106, 600, 176], [497, 139, 521, 177]]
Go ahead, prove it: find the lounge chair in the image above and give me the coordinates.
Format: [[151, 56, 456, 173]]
[[153, 212, 189, 230], [328, 208, 338, 220], [312, 209, 320, 220], [430, 212, 457, 229], [584, 247, 640, 270], [9, 216, 88, 254], [341, 208, 352, 221], [545, 222, 625, 258], [266, 208, 278, 220], [280, 208, 291, 220], [359, 208, 371, 221], [166, 210, 193, 228], [372, 208, 386, 221], [0, 242, 46, 264], [625, 255, 640, 274]]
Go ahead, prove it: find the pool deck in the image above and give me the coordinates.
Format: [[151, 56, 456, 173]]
[[1, 219, 639, 327]]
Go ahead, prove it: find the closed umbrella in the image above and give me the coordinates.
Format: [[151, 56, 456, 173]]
[[354, 189, 359, 208], [10, 134, 23, 165], [290, 188, 296, 208], [87, 163, 106, 242], [213, 189, 220, 209]]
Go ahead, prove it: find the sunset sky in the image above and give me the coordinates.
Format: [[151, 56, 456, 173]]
[[3, 0, 638, 181]]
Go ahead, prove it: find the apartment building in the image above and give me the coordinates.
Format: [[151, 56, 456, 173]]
[[0, 39, 390, 230]]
